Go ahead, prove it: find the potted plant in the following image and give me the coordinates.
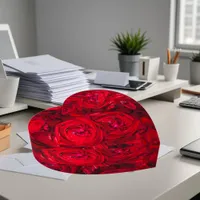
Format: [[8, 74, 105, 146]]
[[110, 29, 150, 76], [190, 51, 200, 84]]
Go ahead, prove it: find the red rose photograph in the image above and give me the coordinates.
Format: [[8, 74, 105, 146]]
[[28, 90, 160, 175]]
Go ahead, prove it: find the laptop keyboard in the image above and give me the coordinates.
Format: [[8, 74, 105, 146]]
[[179, 96, 200, 109]]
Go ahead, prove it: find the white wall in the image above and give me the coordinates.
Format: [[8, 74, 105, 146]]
[[178, 57, 190, 80], [35, 0, 171, 72], [0, 0, 36, 57], [1, 0, 190, 79]]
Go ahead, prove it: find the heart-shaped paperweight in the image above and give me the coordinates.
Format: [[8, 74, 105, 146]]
[[28, 90, 160, 174]]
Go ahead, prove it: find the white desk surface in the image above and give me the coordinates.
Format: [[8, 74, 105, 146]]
[[0, 98, 200, 200]]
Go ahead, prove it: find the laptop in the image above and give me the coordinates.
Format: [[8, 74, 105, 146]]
[[180, 138, 200, 159]]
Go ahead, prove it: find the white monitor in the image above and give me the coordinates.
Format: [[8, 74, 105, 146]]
[[0, 24, 18, 59]]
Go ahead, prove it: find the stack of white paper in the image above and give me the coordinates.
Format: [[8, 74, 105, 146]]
[[3, 55, 90, 104]]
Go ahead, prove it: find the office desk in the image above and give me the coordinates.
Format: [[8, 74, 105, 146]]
[[0, 99, 200, 200]]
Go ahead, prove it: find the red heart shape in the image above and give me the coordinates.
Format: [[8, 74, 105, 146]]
[[28, 90, 160, 174]]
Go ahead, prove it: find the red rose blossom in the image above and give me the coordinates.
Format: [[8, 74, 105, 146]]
[[28, 118, 46, 133], [55, 117, 104, 147], [90, 112, 141, 144], [30, 131, 60, 148], [39, 148, 105, 166]]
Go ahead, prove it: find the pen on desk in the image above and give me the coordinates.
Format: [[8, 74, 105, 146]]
[[167, 49, 171, 64], [173, 51, 180, 64]]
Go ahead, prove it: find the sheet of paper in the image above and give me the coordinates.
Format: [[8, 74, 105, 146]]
[[86, 71, 139, 81], [14, 164, 70, 181], [17, 131, 30, 144], [0, 157, 23, 170], [158, 144, 175, 158], [17, 85, 90, 104], [6, 71, 87, 86], [5, 153, 38, 166], [0, 154, 71, 181], [19, 76, 87, 87], [24, 143, 32, 150], [3, 55, 83, 74], [18, 83, 90, 95], [40, 71, 86, 81], [94, 71, 129, 86]]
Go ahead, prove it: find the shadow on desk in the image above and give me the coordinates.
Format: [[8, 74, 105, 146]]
[[176, 154, 200, 167], [0, 195, 9, 200], [191, 193, 200, 200]]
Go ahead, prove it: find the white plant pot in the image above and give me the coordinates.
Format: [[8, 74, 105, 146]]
[[190, 61, 200, 84], [163, 63, 179, 81], [139, 57, 160, 80], [0, 76, 20, 108]]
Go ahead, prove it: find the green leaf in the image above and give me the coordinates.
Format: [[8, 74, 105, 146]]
[[191, 50, 200, 62], [110, 29, 151, 55]]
